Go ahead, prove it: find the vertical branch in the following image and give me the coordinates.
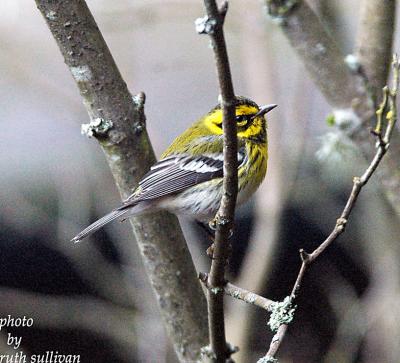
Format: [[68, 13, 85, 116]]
[[34, 1, 209, 361], [197, 0, 237, 361], [356, 0, 396, 100]]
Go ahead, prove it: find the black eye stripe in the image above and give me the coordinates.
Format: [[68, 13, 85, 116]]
[[236, 114, 257, 128], [236, 114, 257, 122], [236, 115, 247, 122], [214, 114, 256, 128]]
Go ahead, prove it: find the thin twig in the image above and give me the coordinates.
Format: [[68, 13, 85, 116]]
[[261, 55, 400, 362], [197, 0, 237, 361], [199, 273, 276, 311], [34, 1, 208, 361]]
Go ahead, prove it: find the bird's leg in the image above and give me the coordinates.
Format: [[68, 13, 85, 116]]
[[197, 219, 234, 259], [209, 219, 235, 261], [197, 220, 216, 237], [197, 221, 216, 258]]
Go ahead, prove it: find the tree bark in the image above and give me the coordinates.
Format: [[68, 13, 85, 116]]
[[34, 1, 209, 361], [356, 0, 396, 100]]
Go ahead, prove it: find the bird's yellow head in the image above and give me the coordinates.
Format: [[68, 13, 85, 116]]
[[204, 96, 277, 142]]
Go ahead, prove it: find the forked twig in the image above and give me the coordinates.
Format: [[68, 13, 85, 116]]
[[199, 273, 276, 311], [259, 54, 400, 362]]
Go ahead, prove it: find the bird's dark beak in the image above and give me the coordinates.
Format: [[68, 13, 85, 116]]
[[252, 104, 277, 120]]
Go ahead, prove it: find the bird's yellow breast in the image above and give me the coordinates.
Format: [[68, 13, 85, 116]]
[[237, 141, 268, 204]]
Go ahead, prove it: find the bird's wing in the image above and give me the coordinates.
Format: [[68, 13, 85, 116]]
[[123, 151, 245, 204]]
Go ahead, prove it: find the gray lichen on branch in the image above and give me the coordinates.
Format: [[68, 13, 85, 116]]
[[199, 272, 275, 311], [195, 16, 217, 35], [267, 297, 296, 333], [257, 356, 278, 363], [81, 118, 113, 138]]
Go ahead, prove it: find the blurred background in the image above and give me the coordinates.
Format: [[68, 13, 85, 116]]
[[1, 0, 399, 362]]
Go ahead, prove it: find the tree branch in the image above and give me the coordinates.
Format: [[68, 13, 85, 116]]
[[199, 273, 275, 311], [197, 0, 238, 361], [260, 55, 400, 362], [356, 0, 396, 100], [265, 0, 371, 116], [264, 0, 400, 216], [34, 1, 208, 361]]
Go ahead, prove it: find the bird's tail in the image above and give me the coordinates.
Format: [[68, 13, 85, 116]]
[[71, 208, 130, 243]]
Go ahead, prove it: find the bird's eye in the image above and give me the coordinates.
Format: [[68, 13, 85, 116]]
[[236, 115, 249, 127]]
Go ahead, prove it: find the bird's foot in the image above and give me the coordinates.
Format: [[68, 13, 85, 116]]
[[208, 218, 234, 238], [198, 220, 234, 260], [206, 243, 215, 259]]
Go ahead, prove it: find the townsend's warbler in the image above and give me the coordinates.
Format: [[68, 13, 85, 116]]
[[72, 96, 276, 242]]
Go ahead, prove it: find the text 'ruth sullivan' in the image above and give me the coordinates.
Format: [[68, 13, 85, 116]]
[[0, 315, 80, 363], [0, 351, 80, 363]]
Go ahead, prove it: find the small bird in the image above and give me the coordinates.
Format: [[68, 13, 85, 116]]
[[72, 96, 276, 242]]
